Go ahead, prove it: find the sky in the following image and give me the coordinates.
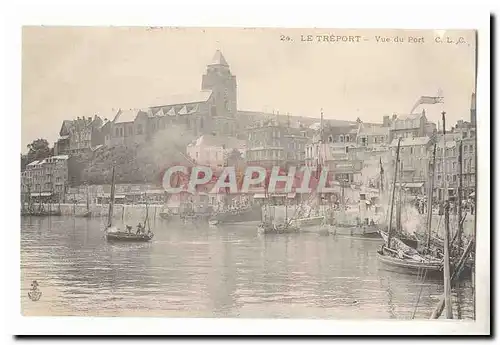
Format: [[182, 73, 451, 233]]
[[21, 27, 476, 151]]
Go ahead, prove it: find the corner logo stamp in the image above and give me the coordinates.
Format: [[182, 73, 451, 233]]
[[28, 280, 42, 302]]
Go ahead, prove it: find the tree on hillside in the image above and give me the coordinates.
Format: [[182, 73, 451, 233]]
[[26, 138, 51, 164]]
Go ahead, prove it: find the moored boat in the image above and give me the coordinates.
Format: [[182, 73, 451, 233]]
[[257, 222, 300, 235], [106, 229, 154, 242], [103, 166, 155, 243]]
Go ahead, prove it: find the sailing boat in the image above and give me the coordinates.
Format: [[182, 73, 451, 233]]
[[377, 137, 443, 277], [257, 190, 300, 234], [329, 180, 380, 237], [104, 166, 154, 242]]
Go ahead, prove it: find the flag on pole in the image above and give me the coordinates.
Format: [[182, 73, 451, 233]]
[[410, 91, 444, 113]]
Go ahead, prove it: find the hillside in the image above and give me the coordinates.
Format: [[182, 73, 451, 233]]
[[69, 125, 195, 186]]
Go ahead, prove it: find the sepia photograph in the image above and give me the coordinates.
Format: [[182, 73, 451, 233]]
[[13, 18, 490, 336]]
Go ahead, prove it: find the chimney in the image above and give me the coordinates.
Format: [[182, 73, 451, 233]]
[[470, 92, 476, 126], [383, 115, 390, 127], [422, 109, 426, 116]]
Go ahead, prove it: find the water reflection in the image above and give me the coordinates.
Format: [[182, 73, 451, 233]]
[[21, 217, 473, 319]]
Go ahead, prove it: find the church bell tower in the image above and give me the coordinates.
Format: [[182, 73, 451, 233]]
[[201, 50, 237, 136]]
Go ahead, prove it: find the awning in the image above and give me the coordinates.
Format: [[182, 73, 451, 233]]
[[30, 192, 52, 197], [253, 194, 266, 199]]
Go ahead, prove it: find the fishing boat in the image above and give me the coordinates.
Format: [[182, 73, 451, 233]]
[[377, 137, 442, 277], [104, 167, 154, 243], [209, 203, 262, 225], [257, 221, 300, 235], [257, 193, 300, 235]]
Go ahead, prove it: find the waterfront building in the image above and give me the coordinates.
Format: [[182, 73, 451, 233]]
[[21, 155, 69, 203], [305, 122, 362, 184], [389, 136, 433, 196], [245, 117, 309, 169], [186, 133, 246, 168], [389, 109, 437, 142]]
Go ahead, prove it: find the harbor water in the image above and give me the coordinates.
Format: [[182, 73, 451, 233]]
[[21, 216, 474, 319]]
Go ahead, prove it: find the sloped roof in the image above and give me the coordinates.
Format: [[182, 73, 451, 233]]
[[27, 160, 40, 167], [114, 109, 139, 124], [209, 50, 229, 66], [358, 123, 390, 136], [396, 113, 423, 121], [154, 108, 165, 117], [96, 109, 121, 122], [188, 104, 199, 114], [166, 107, 176, 116], [149, 90, 213, 108]]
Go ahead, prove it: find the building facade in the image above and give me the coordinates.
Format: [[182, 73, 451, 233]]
[[389, 110, 436, 142], [246, 117, 309, 168], [21, 155, 69, 202], [186, 134, 246, 168], [389, 137, 433, 195], [103, 50, 237, 149], [54, 115, 105, 155]]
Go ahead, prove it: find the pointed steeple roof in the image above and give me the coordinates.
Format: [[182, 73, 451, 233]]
[[209, 50, 229, 67]]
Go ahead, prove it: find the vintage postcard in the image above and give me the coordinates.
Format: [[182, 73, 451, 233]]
[[17, 25, 488, 334]]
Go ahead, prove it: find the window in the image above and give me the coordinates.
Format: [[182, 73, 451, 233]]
[[470, 130, 475, 138], [463, 131, 468, 138], [328, 136, 333, 143], [346, 136, 350, 142], [128, 127, 133, 136], [452, 162, 456, 170], [340, 135, 344, 143], [410, 147, 414, 154], [115, 128, 119, 137], [137, 124, 143, 135], [453, 175, 457, 182]]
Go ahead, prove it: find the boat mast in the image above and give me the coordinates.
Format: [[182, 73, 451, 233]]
[[442, 111, 453, 319], [426, 143, 437, 253], [107, 166, 116, 228], [86, 183, 90, 211], [387, 137, 402, 249], [318, 108, 324, 209], [457, 140, 464, 254], [396, 160, 403, 232], [379, 157, 384, 194]]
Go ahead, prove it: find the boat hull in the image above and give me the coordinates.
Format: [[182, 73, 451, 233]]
[[257, 223, 300, 235], [376, 251, 443, 278], [106, 231, 153, 242], [212, 205, 262, 224], [329, 225, 381, 238]]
